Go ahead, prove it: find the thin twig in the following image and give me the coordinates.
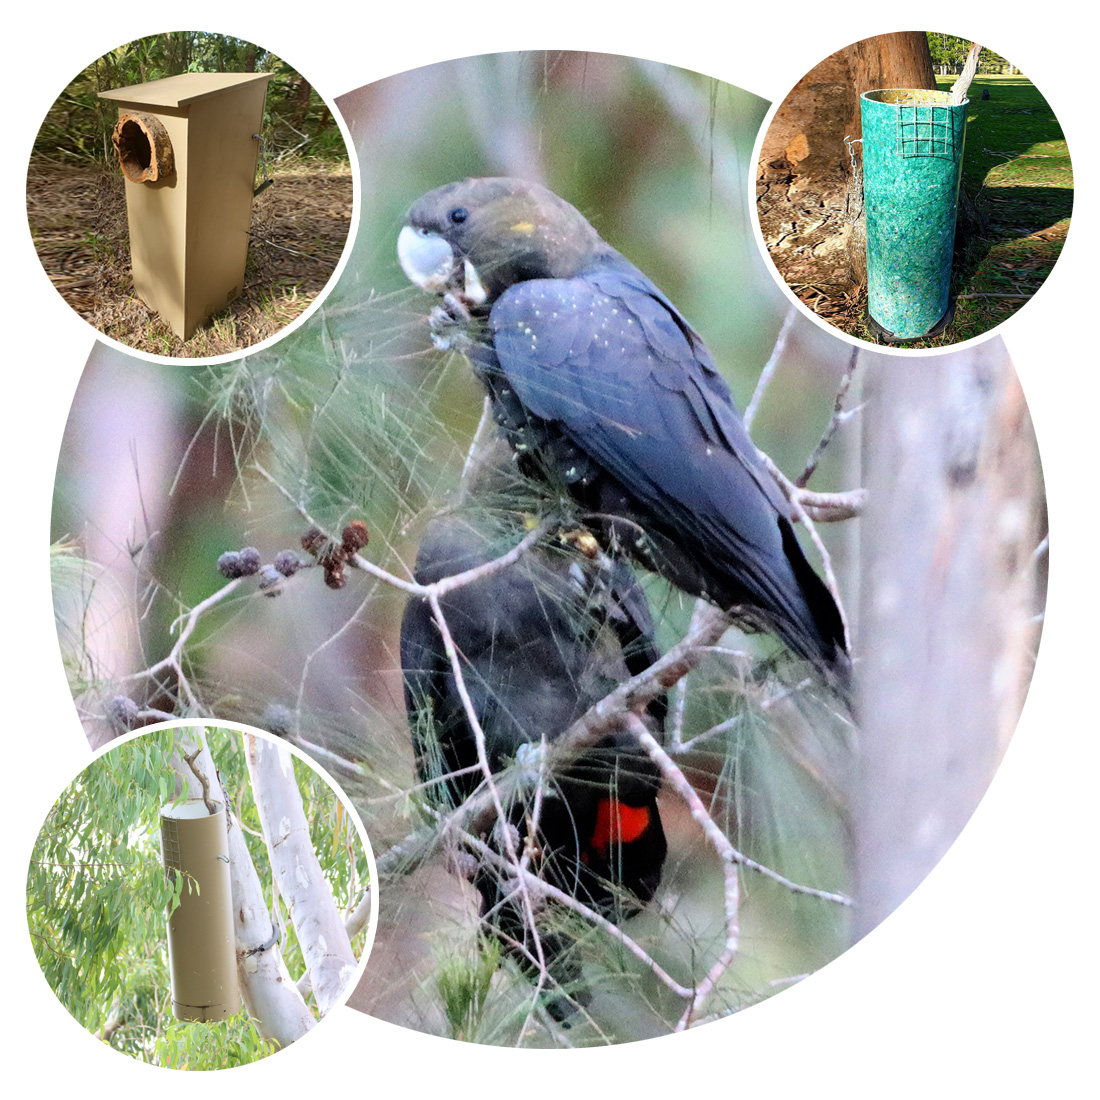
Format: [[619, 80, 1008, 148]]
[[426, 589, 551, 992], [455, 395, 495, 503], [254, 460, 551, 597], [758, 452, 851, 647], [744, 305, 798, 430], [120, 578, 242, 697], [375, 604, 733, 876], [460, 828, 695, 1001], [625, 716, 739, 1029], [668, 599, 713, 751], [956, 293, 1033, 300], [248, 235, 319, 259], [798, 347, 860, 487], [547, 602, 732, 761], [294, 578, 382, 717]]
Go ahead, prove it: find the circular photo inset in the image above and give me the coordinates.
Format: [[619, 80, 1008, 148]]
[[26, 30, 355, 358], [26, 721, 375, 1067], [755, 30, 1072, 347], [51, 49, 1046, 1047]]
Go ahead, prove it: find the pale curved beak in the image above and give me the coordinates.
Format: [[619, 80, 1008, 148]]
[[397, 225, 455, 293]]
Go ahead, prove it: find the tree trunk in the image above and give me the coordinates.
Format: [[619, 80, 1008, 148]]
[[246, 735, 357, 1016], [853, 340, 1045, 937], [294, 77, 313, 124], [757, 32, 936, 302], [171, 732, 317, 1044]]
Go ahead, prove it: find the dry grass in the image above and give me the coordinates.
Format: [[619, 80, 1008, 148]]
[[26, 157, 353, 358]]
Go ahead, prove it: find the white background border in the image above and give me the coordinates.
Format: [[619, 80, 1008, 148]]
[[3, 3, 1093, 1093]]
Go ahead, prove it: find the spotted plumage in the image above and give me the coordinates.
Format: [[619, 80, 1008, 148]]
[[399, 177, 850, 695]]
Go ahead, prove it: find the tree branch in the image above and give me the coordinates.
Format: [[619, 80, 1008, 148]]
[[744, 305, 799, 430], [797, 347, 861, 488], [424, 589, 551, 995], [459, 826, 696, 1002]]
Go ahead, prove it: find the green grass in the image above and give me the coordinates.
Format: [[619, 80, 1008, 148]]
[[956, 75, 1072, 198]]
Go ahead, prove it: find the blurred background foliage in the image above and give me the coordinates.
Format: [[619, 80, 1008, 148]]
[[926, 31, 1011, 74], [52, 51, 863, 1044], [26, 726, 370, 1066], [33, 30, 348, 167]]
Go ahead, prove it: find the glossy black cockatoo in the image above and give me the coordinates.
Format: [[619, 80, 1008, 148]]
[[401, 512, 667, 1022], [398, 177, 850, 695]]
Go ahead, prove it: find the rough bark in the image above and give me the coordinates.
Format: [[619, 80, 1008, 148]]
[[853, 340, 1045, 937], [757, 32, 937, 303]]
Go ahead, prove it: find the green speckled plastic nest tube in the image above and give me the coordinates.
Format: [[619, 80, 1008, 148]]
[[861, 89, 969, 340]]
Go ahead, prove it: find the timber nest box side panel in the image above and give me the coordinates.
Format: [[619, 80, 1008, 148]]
[[161, 798, 241, 1022], [98, 73, 272, 340]]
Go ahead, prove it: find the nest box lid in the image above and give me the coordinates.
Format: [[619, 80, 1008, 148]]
[[98, 72, 271, 109]]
